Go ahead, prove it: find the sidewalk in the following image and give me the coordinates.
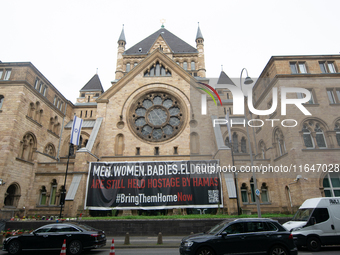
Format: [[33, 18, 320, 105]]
[[105, 235, 184, 248]]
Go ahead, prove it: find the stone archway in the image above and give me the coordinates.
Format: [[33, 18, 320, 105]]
[[4, 183, 21, 207]]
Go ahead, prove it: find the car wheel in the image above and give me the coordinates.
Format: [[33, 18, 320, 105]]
[[307, 236, 321, 252], [7, 239, 22, 255], [269, 245, 288, 255], [196, 246, 215, 255], [67, 240, 83, 255]]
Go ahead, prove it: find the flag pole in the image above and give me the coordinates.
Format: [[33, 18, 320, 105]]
[[59, 115, 83, 219], [226, 110, 240, 215], [59, 143, 72, 219]]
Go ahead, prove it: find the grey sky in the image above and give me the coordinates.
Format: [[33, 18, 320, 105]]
[[2, 0, 339, 102]]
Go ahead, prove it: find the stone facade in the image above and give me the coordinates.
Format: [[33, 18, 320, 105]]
[[0, 27, 339, 219]]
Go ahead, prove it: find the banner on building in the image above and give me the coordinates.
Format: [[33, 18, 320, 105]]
[[85, 160, 223, 210]]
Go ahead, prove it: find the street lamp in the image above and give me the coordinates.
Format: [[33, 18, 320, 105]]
[[240, 68, 261, 218]]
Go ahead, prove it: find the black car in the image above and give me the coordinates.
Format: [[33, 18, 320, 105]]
[[179, 218, 298, 255], [2, 222, 106, 255]]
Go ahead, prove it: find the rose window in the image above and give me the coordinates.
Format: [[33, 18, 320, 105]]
[[129, 92, 184, 142]]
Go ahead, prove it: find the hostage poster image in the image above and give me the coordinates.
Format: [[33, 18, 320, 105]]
[[85, 160, 223, 210]]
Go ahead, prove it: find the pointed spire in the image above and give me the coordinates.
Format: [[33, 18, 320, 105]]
[[118, 24, 126, 43], [217, 71, 235, 85], [196, 22, 204, 40], [80, 74, 104, 93]]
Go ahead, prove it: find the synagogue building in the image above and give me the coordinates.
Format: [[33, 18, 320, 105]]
[[0, 25, 339, 218]]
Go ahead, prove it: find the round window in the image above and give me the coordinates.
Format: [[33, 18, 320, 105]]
[[129, 91, 185, 142]]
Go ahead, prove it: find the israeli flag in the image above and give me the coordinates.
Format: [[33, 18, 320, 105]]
[[70, 116, 83, 145]]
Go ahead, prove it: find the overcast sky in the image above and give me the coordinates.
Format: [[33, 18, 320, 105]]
[[2, 0, 339, 103]]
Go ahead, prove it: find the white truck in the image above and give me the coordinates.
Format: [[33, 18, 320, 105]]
[[283, 197, 340, 251]]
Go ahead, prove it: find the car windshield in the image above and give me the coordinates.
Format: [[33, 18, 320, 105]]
[[206, 221, 228, 235], [292, 208, 313, 221]]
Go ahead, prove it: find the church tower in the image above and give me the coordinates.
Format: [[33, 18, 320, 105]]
[[115, 25, 126, 80], [196, 23, 206, 78]]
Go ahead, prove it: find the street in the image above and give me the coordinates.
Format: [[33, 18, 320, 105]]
[[84, 246, 340, 255], [1, 247, 340, 255]]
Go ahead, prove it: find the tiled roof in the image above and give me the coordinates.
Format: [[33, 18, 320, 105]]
[[80, 74, 104, 92], [124, 28, 198, 55], [217, 71, 235, 85]]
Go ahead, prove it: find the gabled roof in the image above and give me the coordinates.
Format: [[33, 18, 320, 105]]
[[217, 71, 235, 85], [80, 74, 104, 92], [124, 28, 198, 55]]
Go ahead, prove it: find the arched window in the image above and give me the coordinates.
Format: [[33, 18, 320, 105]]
[[301, 121, 328, 149], [232, 133, 239, 153], [240, 183, 248, 203], [261, 183, 269, 202], [4, 183, 21, 207], [240, 137, 247, 153], [302, 124, 314, 148], [126, 63, 130, 72], [19, 133, 36, 161], [49, 179, 58, 205], [191, 61, 195, 70], [183, 61, 187, 70], [225, 136, 231, 148], [227, 131, 248, 153], [335, 124, 340, 147], [149, 66, 155, 76], [323, 173, 340, 197], [39, 186, 47, 205], [0, 95, 4, 110], [315, 124, 327, 148], [274, 128, 286, 156], [144, 61, 171, 77], [161, 65, 166, 76], [155, 62, 160, 76]]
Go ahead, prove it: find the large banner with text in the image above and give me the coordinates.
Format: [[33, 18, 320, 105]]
[[85, 160, 222, 210]]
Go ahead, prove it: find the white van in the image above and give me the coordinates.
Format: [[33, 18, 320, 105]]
[[283, 197, 340, 251]]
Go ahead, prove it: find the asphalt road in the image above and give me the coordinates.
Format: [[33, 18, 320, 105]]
[[1, 247, 340, 255]]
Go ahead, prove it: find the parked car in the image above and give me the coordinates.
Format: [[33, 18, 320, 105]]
[[283, 197, 340, 251], [2, 222, 106, 255], [179, 218, 298, 255]]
